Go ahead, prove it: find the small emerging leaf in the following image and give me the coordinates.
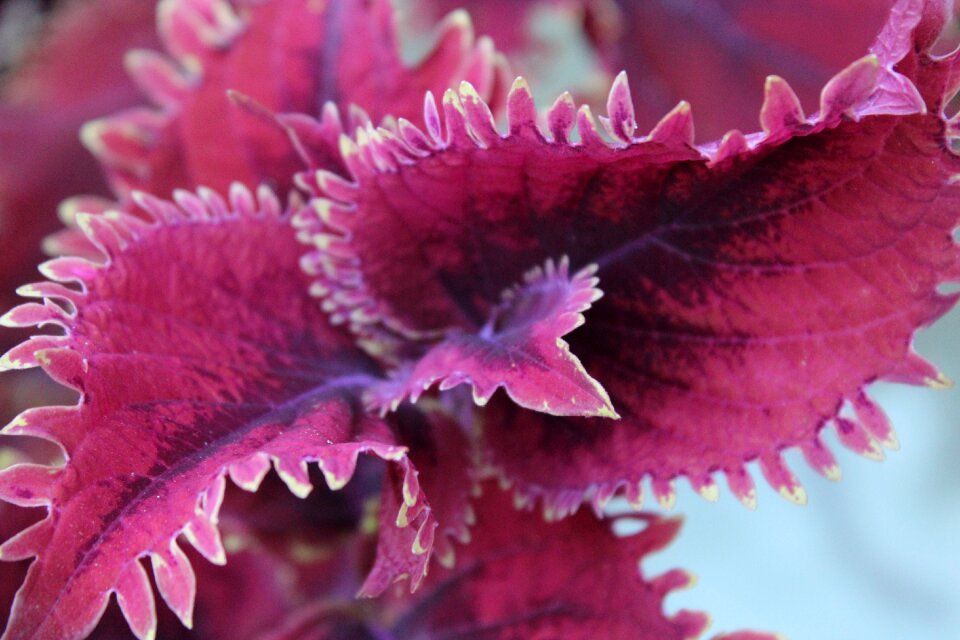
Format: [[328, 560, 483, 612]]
[[370, 257, 617, 418]]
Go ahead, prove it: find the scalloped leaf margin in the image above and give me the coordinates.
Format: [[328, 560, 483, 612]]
[[0, 185, 441, 640]]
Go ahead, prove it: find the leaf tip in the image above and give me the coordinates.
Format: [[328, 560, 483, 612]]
[[0, 308, 19, 328], [509, 75, 532, 96], [778, 484, 808, 506], [760, 75, 805, 133], [925, 370, 954, 389], [606, 70, 636, 141], [338, 133, 360, 160], [441, 7, 472, 32], [458, 80, 481, 102], [78, 118, 108, 154], [819, 53, 882, 119], [652, 479, 677, 510], [694, 478, 720, 503]]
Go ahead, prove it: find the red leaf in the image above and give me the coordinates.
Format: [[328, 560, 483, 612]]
[[0, 446, 48, 635], [594, 0, 900, 140], [360, 407, 475, 596], [258, 483, 780, 640], [0, 186, 430, 639], [173, 469, 375, 640], [300, 0, 960, 511], [408, 0, 902, 140], [385, 486, 767, 639], [402, 0, 610, 103], [370, 257, 616, 418], [77, 465, 376, 638], [85, 0, 505, 203], [0, 0, 158, 340], [0, 0, 161, 437]]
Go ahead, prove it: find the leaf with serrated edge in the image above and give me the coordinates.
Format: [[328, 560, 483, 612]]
[[588, 0, 899, 140], [84, 0, 504, 204], [0, 0, 157, 359], [387, 485, 779, 640], [369, 257, 617, 418], [360, 406, 475, 596], [0, 186, 432, 640], [300, 0, 960, 512], [262, 483, 781, 640]]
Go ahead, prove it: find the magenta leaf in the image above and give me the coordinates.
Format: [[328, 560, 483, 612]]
[[82, 0, 504, 203], [0, 0, 158, 343], [0, 0, 955, 638], [257, 483, 780, 640], [369, 257, 617, 418], [595, 0, 900, 140], [76, 465, 374, 638], [387, 485, 779, 639], [361, 407, 475, 596], [171, 468, 375, 640], [0, 448, 47, 635], [300, 0, 960, 513], [409, 0, 901, 140], [0, 185, 439, 639], [403, 0, 610, 103]]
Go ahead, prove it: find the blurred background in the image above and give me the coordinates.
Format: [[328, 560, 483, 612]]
[[643, 305, 960, 639]]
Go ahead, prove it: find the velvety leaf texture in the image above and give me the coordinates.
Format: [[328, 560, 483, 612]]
[[82, 0, 504, 203], [361, 406, 475, 594], [1, 0, 958, 638], [250, 484, 777, 640], [0, 186, 432, 639], [0, 0, 158, 347], [387, 486, 709, 640], [300, 0, 960, 513], [598, 0, 899, 139], [369, 256, 617, 418]]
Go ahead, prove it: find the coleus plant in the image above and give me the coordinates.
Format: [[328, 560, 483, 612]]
[[0, 0, 957, 638]]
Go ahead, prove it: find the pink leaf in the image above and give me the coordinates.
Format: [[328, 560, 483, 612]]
[[361, 407, 475, 596], [258, 483, 780, 640], [389, 487, 708, 639], [0, 0, 161, 437], [301, 0, 960, 511], [0, 0, 158, 343], [163, 469, 374, 640], [409, 0, 904, 140], [596, 0, 901, 140], [0, 447, 48, 635], [370, 257, 616, 418], [386, 485, 779, 639], [85, 0, 505, 203], [0, 185, 429, 639]]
